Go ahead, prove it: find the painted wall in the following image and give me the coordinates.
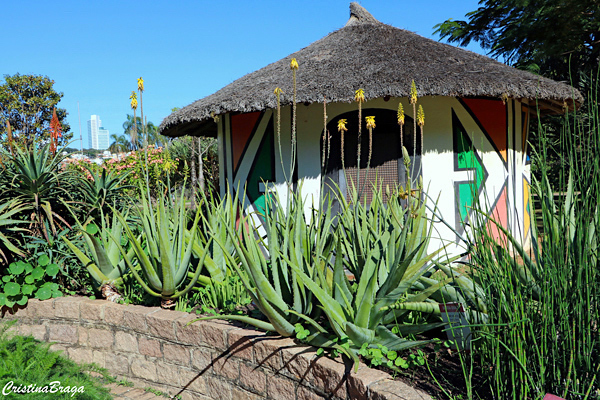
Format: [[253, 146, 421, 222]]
[[216, 96, 532, 255]]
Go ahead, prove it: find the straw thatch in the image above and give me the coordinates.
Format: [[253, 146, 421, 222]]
[[160, 3, 583, 138]]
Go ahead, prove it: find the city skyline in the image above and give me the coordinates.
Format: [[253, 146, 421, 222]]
[[87, 115, 109, 150]]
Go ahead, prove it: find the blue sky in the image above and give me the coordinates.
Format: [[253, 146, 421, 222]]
[[2, 1, 486, 149]]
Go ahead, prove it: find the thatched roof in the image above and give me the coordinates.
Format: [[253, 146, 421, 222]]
[[160, 3, 583, 138]]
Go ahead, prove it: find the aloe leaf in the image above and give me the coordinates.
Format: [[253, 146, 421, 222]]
[[345, 321, 376, 346], [375, 325, 432, 351], [190, 315, 275, 332]]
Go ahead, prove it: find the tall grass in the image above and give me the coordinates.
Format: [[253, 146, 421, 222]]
[[466, 81, 600, 399]]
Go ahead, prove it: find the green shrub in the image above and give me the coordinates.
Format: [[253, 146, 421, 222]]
[[0, 256, 62, 308]]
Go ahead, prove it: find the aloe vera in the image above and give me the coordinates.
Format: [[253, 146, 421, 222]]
[[114, 185, 210, 308], [62, 213, 132, 301]]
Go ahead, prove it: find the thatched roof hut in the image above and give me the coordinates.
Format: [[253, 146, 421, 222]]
[[160, 2, 582, 138]]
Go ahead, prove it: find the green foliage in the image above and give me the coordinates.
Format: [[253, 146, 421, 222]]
[[0, 321, 112, 399], [62, 213, 132, 296], [0, 199, 28, 262], [464, 93, 600, 399], [0, 74, 71, 148], [114, 184, 210, 306], [78, 167, 132, 219], [0, 256, 62, 308], [2, 143, 78, 242], [434, 0, 599, 83]]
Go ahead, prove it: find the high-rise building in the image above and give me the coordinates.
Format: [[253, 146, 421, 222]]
[[87, 115, 101, 149], [87, 115, 109, 150], [97, 127, 109, 150]]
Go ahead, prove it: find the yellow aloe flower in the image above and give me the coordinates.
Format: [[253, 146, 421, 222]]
[[397, 103, 405, 125], [130, 91, 138, 110], [355, 88, 365, 103], [409, 80, 418, 105], [290, 58, 299, 71], [137, 77, 144, 92], [274, 87, 283, 96], [337, 119, 348, 133], [417, 105, 425, 127], [365, 116, 376, 129]]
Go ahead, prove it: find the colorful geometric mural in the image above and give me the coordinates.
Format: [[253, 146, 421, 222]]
[[453, 110, 488, 230], [523, 176, 531, 240], [246, 117, 275, 215], [230, 111, 262, 175], [486, 182, 509, 242], [460, 98, 508, 167]]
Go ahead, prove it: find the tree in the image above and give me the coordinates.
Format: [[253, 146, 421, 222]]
[[122, 114, 165, 148], [108, 133, 131, 154], [435, 0, 600, 86], [0, 74, 71, 148]]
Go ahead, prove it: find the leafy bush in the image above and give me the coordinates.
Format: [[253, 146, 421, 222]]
[[0, 321, 113, 400], [0, 256, 62, 308]]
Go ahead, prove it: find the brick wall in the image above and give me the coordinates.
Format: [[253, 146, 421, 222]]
[[1, 297, 431, 400]]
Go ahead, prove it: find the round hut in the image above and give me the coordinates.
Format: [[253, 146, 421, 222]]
[[160, 3, 582, 253]]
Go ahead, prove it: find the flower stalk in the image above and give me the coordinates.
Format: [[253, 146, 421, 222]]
[[290, 59, 298, 183], [355, 88, 365, 193], [274, 87, 289, 184]]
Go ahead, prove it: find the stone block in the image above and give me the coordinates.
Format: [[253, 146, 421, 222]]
[[197, 320, 234, 350], [54, 296, 82, 319], [297, 385, 327, 400], [48, 324, 78, 344], [347, 366, 390, 400], [139, 337, 162, 358], [104, 302, 125, 325], [49, 343, 66, 353], [281, 345, 317, 382], [147, 309, 183, 339], [68, 347, 93, 364], [92, 350, 106, 368], [239, 362, 266, 395], [24, 324, 46, 341], [227, 327, 265, 362], [190, 347, 213, 372], [32, 299, 55, 319], [131, 355, 158, 382], [88, 328, 114, 349], [179, 367, 207, 394], [307, 356, 350, 399], [123, 305, 157, 333], [105, 353, 128, 375], [232, 387, 262, 400], [369, 379, 432, 400], [163, 343, 191, 366], [115, 330, 138, 353], [213, 355, 239, 381], [174, 314, 203, 345], [156, 360, 181, 387], [254, 338, 294, 371], [80, 299, 106, 321], [205, 376, 233, 400], [78, 327, 89, 346], [266, 373, 296, 400]]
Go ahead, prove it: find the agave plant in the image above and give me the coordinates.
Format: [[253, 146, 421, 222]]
[[195, 188, 356, 362], [290, 186, 451, 363], [80, 166, 132, 219], [62, 213, 132, 302], [114, 185, 210, 308], [0, 199, 28, 262], [4, 144, 76, 241]]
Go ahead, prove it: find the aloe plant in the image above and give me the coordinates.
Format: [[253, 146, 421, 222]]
[[62, 213, 132, 301], [290, 186, 450, 361], [80, 166, 132, 219], [114, 185, 210, 308], [0, 199, 28, 262], [194, 188, 357, 363]]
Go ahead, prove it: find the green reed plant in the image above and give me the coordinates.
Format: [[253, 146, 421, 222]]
[[465, 88, 600, 399]]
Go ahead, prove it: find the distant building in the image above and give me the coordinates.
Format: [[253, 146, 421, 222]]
[[97, 127, 109, 150], [87, 115, 109, 150]]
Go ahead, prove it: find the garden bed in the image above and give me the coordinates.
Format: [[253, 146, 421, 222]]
[[1, 296, 432, 400]]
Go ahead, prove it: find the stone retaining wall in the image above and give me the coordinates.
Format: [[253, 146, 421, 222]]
[[1, 297, 430, 400]]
